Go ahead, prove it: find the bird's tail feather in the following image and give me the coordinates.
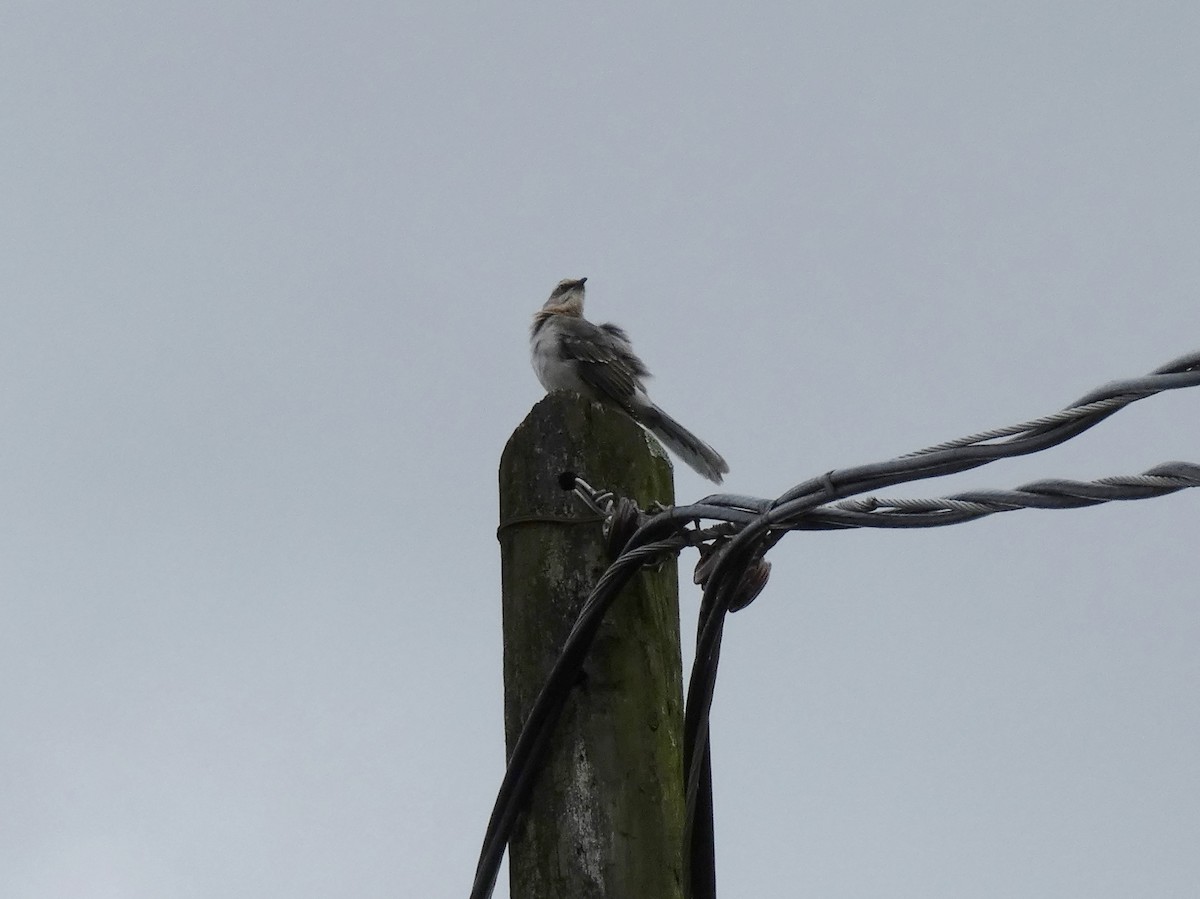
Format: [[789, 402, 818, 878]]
[[643, 405, 729, 484]]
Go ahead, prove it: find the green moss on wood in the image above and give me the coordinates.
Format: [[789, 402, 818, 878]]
[[498, 393, 685, 899]]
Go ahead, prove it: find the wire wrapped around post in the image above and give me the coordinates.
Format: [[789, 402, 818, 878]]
[[474, 349, 1200, 899]]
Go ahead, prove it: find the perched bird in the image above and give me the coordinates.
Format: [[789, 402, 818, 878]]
[[530, 277, 729, 483]]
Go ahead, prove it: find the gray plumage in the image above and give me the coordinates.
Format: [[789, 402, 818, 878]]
[[530, 277, 729, 483]]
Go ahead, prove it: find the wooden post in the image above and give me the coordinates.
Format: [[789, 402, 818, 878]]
[[497, 393, 685, 899]]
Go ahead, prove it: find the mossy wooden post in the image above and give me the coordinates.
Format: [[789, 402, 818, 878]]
[[498, 393, 685, 899]]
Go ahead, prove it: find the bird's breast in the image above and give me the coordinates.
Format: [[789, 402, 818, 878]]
[[530, 322, 584, 394]]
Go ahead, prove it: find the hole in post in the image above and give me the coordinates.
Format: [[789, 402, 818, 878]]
[[558, 471, 578, 491]]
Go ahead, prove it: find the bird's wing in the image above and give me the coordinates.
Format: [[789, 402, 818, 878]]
[[553, 317, 650, 411]]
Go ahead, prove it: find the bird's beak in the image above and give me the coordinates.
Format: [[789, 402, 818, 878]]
[[577, 277, 587, 285]]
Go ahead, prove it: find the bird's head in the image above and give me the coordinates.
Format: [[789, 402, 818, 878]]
[[541, 277, 587, 315]]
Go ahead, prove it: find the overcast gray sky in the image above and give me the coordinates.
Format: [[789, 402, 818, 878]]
[[3, 3, 1198, 897]]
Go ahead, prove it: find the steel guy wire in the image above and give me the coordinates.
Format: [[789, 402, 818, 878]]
[[472, 348, 1200, 899]]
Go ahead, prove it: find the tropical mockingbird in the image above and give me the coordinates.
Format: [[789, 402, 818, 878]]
[[530, 277, 729, 483]]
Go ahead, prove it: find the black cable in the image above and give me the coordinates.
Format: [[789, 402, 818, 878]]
[[472, 349, 1200, 899]]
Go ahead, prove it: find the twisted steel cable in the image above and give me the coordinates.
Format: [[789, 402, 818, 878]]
[[472, 349, 1200, 899]]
